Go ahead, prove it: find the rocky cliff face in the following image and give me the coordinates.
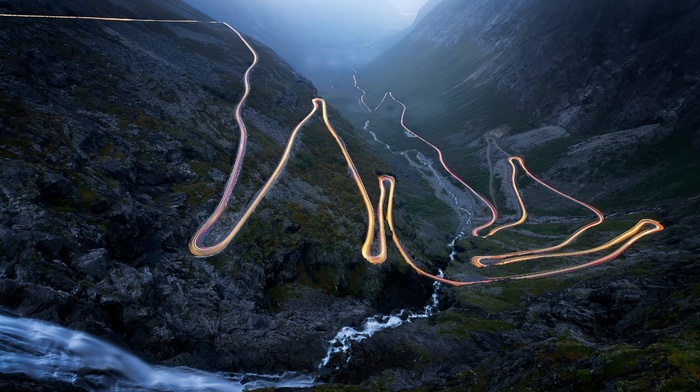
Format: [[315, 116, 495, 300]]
[[362, 0, 700, 136], [3, 0, 700, 391], [0, 0, 442, 382], [314, 0, 700, 390]]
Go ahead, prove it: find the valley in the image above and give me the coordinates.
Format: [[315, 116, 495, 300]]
[[1, 0, 699, 391]]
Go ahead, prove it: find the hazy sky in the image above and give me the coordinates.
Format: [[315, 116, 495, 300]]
[[185, 0, 437, 75], [387, 0, 432, 17], [257, 0, 432, 31]]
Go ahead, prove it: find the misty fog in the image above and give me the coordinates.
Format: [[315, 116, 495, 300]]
[[184, 0, 435, 84]]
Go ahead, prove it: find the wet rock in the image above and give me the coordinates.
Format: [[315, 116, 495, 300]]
[[74, 249, 110, 279]]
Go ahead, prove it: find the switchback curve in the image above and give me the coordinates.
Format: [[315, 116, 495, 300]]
[[1, 12, 664, 287]]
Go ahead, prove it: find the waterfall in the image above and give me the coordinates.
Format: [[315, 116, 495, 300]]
[[319, 270, 443, 369], [0, 313, 317, 391]]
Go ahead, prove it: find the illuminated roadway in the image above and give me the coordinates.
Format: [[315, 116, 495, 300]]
[[351, 68, 372, 113], [2, 13, 664, 286], [380, 92, 499, 237], [356, 82, 663, 284]]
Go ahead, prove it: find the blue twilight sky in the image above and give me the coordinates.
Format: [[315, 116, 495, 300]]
[[387, 0, 432, 18], [254, 0, 432, 33], [184, 0, 437, 75]]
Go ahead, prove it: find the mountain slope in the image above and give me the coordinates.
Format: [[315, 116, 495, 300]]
[[0, 0, 451, 383], [343, 0, 700, 210], [363, 0, 700, 135], [313, 0, 700, 389]]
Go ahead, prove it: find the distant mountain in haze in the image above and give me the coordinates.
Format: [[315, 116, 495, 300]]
[[362, 0, 700, 138], [322, 1, 700, 389], [183, 0, 414, 82], [413, 0, 443, 24]]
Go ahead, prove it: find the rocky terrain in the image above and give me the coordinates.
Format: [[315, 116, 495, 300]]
[[0, 0, 450, 388], [1, 0, 700, 391], [315, 0, 700, 390]]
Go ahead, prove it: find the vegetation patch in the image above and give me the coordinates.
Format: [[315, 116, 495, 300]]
[[434, 310, 514, 339]]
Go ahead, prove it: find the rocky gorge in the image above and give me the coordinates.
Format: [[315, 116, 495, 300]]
[[0, 0, 447, 387], [1, 0, 700, 391]]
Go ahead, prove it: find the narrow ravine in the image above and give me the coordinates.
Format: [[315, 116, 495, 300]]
[[362, 96, 475, 262], [363, 119, 474, 228], [363, 120, 391, 149], [319, 271, 443, 369]]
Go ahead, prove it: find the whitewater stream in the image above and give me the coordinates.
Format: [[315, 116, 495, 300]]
[[1, 280, 445, 390], [0, 270, 446, 390], [0, 313, 317, 391], [319, 270, 443, 368]]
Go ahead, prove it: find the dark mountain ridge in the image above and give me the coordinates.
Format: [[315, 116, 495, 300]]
[[361, 0, 700, 137], [1, 0, 699, 391], [0, 0, 451, 387]]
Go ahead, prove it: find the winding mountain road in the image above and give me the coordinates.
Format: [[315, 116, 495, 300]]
[[353, 77, 663, 284], [2, 12, 664, 287]]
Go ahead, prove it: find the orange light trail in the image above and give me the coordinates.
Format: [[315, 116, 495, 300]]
[[386, 93, 499, 236], [188, 22, 259, 257], [5, 13, 664, 286], [470, 155, 605, 268], [0, 13, 217, 24], [356, 79, 663, 284]]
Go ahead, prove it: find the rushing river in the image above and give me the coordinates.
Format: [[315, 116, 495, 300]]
[[319, 271, 443, 368], [0, 313, 317, 391], [0, 267, 447, 389]]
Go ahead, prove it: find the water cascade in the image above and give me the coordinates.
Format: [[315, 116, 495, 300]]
[[319, 271, 443, 368], [0, 314, 317, 391]]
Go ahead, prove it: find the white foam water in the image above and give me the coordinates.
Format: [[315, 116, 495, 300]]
[[0, 314, 318, 391], [363, 120, 391, 150], [448, 210, 474, 262], [319, 271, 443, 368]]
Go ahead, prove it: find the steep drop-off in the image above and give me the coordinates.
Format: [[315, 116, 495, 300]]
[[2, 0, 700, 390], [314, 0, 700, 390], [0, 0, 451, 385]]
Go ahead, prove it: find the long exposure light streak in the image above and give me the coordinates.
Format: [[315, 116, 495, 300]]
[[5, 12, 663, 287], [387, 92, 499, 236], [351, 67, 372, 113], [354, 78, 663, 284], [189, 21, 259, 257], [470, 155, 604, 268], [373, 92, 390, 112], [0, 13, 217, 24]]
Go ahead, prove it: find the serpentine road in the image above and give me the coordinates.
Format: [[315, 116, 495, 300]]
[[2, 13, 664, 286], [354, 83, 663, 284]]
